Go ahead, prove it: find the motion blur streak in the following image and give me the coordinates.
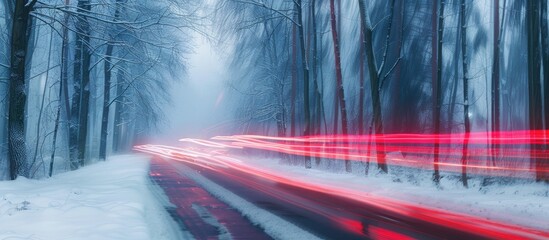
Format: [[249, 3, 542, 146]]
[[135, 138, 549, 239], [215, 130, 549, 145], [211, 132, 549, 177], [368, 226, 415, 240]]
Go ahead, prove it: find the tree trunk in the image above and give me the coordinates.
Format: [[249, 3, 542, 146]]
[[432, 0, 445, 184], [70, 3, 83, 167], [50, 0, 71, 176], [311, 0, 323, 165], [7, 0, 34, 180], [537, 1, 549, 182], [76, 0, 92, 166], [290, 17, 297, 139], [358, 28, 365, 136], [113, 67, 125, 153], [71, 0, 91, 167], [99, 44, 114, 160], [330, 0, 350, 172], [295, 0, 312, 168], [99, 0, 122, 161], [527, 0, 545, 182], [539, 0, 549, 183], [490, 0, 501, 168], [543, 0, 549, 129], [460, 0, 469, 188], [358, 0, 387, 173]]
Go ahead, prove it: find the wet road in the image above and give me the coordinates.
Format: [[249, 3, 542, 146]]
[[148, 156, 549, 240], [149, 157, 272, 240]]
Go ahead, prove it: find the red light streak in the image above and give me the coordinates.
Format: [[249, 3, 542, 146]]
[[209, 132, 549, 177], [140, 131, 549, 178], [368, 226, 415, 240], [134, 143, 549, 239], [216, 130, 549, 145]]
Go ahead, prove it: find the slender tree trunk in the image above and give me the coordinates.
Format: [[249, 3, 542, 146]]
[[311, 0, 323, 165], [460, 0, 469, 188], [8, 0, 35, 180], [49, 93, 62, 177], [539, 0, 549, 183], [482, 0, 502, 186], [99, 44, 114, 160], [295, 0, 312, 168], [76, 0, 92, 165], [71, 0, 91, 167], [50, 45, 67, 176], [290, 18, 297, 139], [490, 0, 501, 168], [358, 29, 365, 136], [358, 0, 387, 173], [527, 0, 545, 182], [56, 0, 72, 171], [330, 0, 350, 172], [333, 90, 339, 134], [311, 0, 322, 137], [50, 0, 71, 176], [61, 0, 71, 160], [70, 3, 83, 167], [436, 0, 446, 182], [543, 0, 549, 131], [432, 0, 445, 184], [113, 67, 125, 152], [99, 0, 122, 161], [359, 30, 367, 174]]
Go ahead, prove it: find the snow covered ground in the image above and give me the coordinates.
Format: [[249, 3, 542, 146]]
[[11, 151, 542, 239], [0, 155, 186, 240], [240, 153, 549, 232]]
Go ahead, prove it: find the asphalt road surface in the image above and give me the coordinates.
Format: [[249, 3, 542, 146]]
[[148, 156, 549, 240]]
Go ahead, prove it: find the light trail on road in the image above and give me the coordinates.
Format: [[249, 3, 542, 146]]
[[135, 133, 549, 239], [209, 131, 549, 177]]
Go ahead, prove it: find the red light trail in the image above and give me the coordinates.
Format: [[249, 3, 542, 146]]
[[134, 131, 549, 239], [209, 132, 549, 177]]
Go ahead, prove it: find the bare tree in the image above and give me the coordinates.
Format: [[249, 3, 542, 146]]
[[99, 0, 123, 161], [460, 0, 469, 188], [7, 0, 38, 179], [358, 0, 401, 174], [527, 0, 546, 182], [431, 0, 445, 184], [329, 0, 350, 171]]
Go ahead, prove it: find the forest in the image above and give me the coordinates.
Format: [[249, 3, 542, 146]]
[[0, 0, 199, 179], [216, 0, 549, 185], [0, 0, 548, 186]]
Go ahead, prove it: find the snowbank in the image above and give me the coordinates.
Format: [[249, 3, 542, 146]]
[[0, 155, 185, 240]]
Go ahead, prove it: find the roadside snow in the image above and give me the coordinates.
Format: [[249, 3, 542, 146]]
[[0, 155, 187, 240]]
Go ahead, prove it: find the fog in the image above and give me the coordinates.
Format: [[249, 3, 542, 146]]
[[155, 34, 233, 142]]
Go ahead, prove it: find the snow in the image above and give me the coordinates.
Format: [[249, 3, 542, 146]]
[[0, 155, 187, 240], [238, 153, 549, 232], [6, 152, 542, 239]]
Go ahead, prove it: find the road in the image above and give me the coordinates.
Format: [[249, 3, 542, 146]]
[[138, 142, 549, 239], [149, 157, 272, 240]]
